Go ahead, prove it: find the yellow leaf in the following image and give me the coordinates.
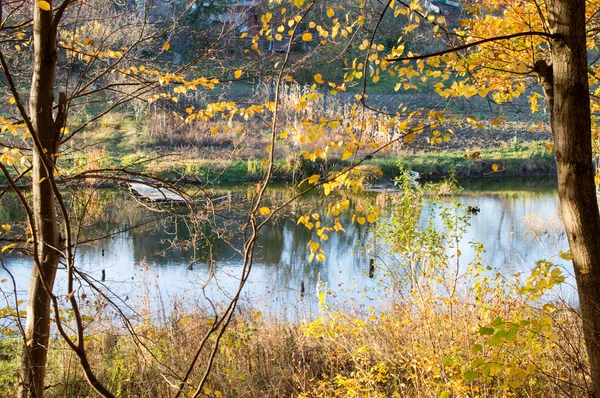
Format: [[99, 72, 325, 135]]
[[163, 42, 170, 51], [38, 1, 51, 11], [234, 70, 242, 79], [294, 0, 304, 7], [1, 243, 15, 253], [259, 207, 271, 215], [356, 217, 366, 225], [367, 214, 376, 223], [9, 97, 15, 105], [560, 251, 574, 261], [302, 32, 313, 42], [1, 224, 10, 232], [326, 7, 334, 17], [215, 391, 223, 398], [210, 126, 220, 135], [491, 164, 499, 172], [314, 73, 324, 84], [308, 174, 320, 184], [285, 76, 293, 82], [316, 253, 325, 261]]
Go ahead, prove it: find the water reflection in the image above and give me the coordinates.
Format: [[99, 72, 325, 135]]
[[0, 177, 572, 317]]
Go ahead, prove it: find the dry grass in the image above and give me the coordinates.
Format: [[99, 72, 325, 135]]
[[10, 268, 585, 398]]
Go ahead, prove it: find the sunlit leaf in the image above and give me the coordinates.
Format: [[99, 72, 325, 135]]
[[560, 251, 573, 261], [308, 174, 320, 184], [38, 1, 51, 11]]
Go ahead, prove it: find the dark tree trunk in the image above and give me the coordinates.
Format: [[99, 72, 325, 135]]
[[18, 1, 61, 396], [546, 0, 600, 395]]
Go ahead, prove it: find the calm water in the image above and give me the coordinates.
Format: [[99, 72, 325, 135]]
[[0, 177, 573, 318]]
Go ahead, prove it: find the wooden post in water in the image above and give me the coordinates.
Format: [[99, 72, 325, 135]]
[[369, 259, 375, 278], [300, 280, 305, 297], [101, 269, 106, 282]]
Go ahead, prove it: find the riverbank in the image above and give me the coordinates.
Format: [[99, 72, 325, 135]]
[[0, 144, 556, 188], [82, 141, 557, 184], [0, 290, 584, 397]]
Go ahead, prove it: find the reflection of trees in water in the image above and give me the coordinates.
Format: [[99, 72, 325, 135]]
[[460, 176, 556, 195], [458, 192, 562, 270], [0, 181, 565, 313]]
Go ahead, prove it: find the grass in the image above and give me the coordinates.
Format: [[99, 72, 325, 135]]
[[0, 80, 556, 187], [138, 142, 555, 183], [0, 277, 586, 397], [0, 137, 555, 187], [0, 338, 19, 396]]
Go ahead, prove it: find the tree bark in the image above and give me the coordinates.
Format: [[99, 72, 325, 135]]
[[545, 0, 600, 395], [18, 1, 62, 396]]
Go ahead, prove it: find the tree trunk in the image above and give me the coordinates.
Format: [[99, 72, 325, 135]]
[[18, 1, 61, 396], [546, 0, 600, 395]]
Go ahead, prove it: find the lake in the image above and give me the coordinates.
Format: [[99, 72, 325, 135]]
[[0, 177, 574, 320]]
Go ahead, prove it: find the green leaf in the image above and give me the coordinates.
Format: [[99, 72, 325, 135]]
[[478, 326, 494, 336], [464, 370, 479, 381]]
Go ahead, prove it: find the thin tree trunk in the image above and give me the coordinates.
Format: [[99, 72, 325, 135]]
[[18, 1, 61, 396], [546, 0, 600, 395]]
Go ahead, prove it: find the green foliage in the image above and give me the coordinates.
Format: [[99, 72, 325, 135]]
[[0, 338, 19, 396]]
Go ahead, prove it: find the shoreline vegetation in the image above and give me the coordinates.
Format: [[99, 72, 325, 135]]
[[0, 88, 556, 187], [0, 262, 583, 398], [0, 168, 576, 398], [0, 140, 556, 187]]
